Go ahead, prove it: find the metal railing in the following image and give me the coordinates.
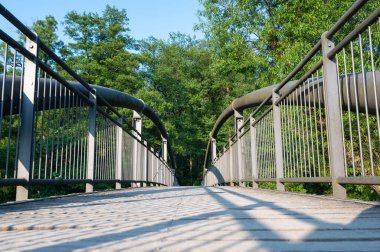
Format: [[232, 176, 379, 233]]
[[0, 4, 178, 202], [203, 0, 380, 199]]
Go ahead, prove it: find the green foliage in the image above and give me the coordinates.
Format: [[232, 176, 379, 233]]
[[347, 185, 380, 202], [285, 183, 332, 195], [32, 15, 65, 65], [0, 186, 15, 203], [258, 182, 276, 190], [31, 184, 85, 199], [63, 5, 142, 93], [94, 183, 115, 191]]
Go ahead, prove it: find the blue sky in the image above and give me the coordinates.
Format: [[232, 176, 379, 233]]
[[0, 0, 204, 42]]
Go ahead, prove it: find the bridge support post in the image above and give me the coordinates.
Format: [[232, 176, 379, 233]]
[[272, 90, 285, 191], [228, 141, 234, 186], [234, 110, 244, 187], [16, 37, 39, 201], [321, 32, 347, 199], [162, 137, 168, 186], [162, 137, 168, 163], [150, 146, 155, 186], [86, 91, 96, 193], [115, 118, 123, 190], [132, 111, 142, 188], [210, 138, 220, 186], [143, 140, 148, 187], [211, 138, 217, 162], [250, 116, 259, 189], [146, 144, 151, 187]]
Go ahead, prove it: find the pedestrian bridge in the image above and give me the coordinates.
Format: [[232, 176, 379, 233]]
[[1, 1, 380, 251]]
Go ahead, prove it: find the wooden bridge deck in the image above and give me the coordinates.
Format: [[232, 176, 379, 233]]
[[1, 186, 380, 251]]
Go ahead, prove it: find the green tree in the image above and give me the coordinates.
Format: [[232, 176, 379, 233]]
[[63, 5, 142, 93], [138, 33, 229, 184]]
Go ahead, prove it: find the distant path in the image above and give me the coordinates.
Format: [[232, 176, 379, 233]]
[[1, 187, 380, 251]]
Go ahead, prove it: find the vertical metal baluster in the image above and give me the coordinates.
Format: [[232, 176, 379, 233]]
[[67, 90, 73, 179], [308, 76, 317, 177], [45, 76, 53, 179], [313, 71, 321, 177], [98, 116, 102, 180], [105, 117, 109, 180], [359, 34, 374, 176], [114, 124, 117, 179], [317, 70, 327, 176], [71, 94, 77, 179], [269, 115, 274, 179], [101, 116, 106, 180], [59, 87, 64, 177], [5, 50, 17, 177], [66, 90, 71, 179], [84, 104, 89, 179], [55, 81, 63, 178], [284, 97, 290, 177], [0, 44, 8, 148], [94, 115, 98, 180], [261, 119, 266, 179], [107, 120, 111, 180], [73, 94, 78, 179], [292, 91, 300, 178], [104, 117, 108, 180], [306, 77, 316, 177], [264, 117, 269, 178], [14, 56, 25, 178], [255, 121, 260, 179], [98, 115, 105, 179], [295, 88, 303, 177], [271, 113, 276, 179], [60, 86, 66, 178], [336, 54, 348, 176], [280, 102, 288, 178], [299, 86, 307, 177], [38, 73, 46, 179], [69, 91, 74, 179], [266, 116, 271, 178], [303, 81, 311, 177], [350, 41, 364, 176], [259, 120, 263, 179], [78, 100, 84, 179], [368, 26, 380, 154], [103, 118, 107, 180], [70, 91, 75, 178], [289, 94, 297, 177], [261, 119, 265, 179], [292, 94, 299, 178], [256, 121, 261, 179], [113, 124, 117, 179], [50, 79, 58, 178], [101, 117, 105, 180], [343, 48, 355, 176], [112, 121, 115, 180]]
